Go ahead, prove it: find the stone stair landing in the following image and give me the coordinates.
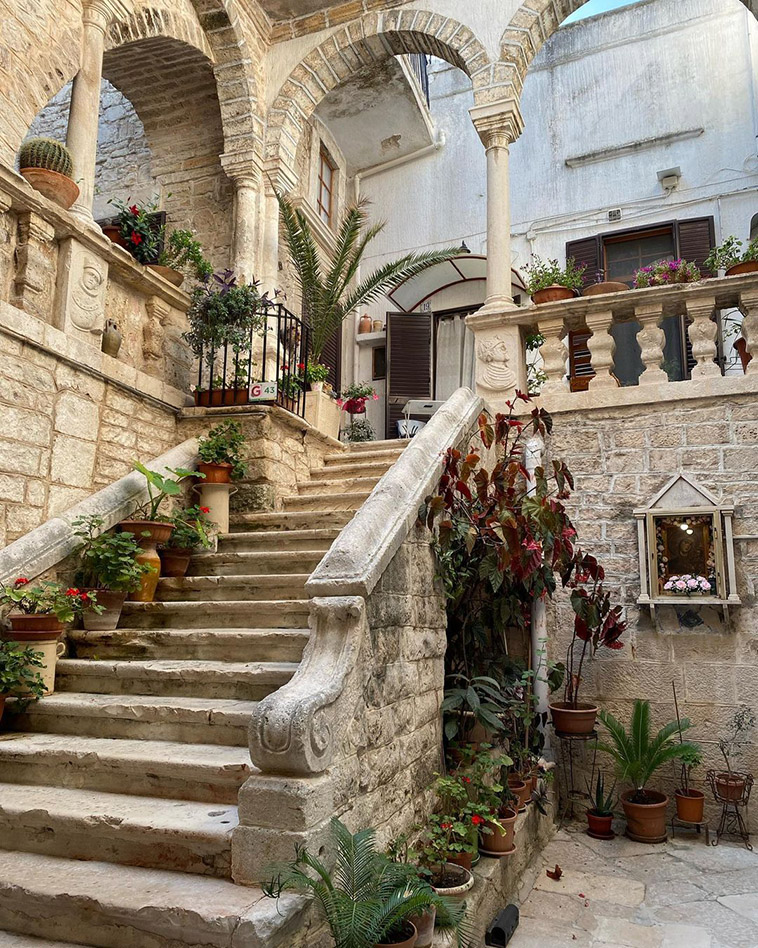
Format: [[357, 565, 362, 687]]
[[0, 439, 407, 946]]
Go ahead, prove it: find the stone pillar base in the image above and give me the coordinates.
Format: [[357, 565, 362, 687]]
[[305, 389, 341, 440], [466, 304, 528, 410]]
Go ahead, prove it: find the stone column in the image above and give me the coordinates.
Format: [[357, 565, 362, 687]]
[[220, 153, 262, 284], [634, 304, 668, 384], [586, 310, 617, 389], [537, 316, 569, 395], [686, 296, 720, 378], [66, 0, 112, 224], [739, 290, 758, 375]]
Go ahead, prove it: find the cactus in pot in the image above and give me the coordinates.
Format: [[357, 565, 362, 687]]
[[18, 137, 79, 210]]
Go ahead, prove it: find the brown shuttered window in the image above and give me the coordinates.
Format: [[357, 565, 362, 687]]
[[568, 330, 595, 392], [675, 217, 716, 276], [386, 313, 432, 440], [566, 236, 601, 289]]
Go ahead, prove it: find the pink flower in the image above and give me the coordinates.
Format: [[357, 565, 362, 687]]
[[372, 393, 379, 400]]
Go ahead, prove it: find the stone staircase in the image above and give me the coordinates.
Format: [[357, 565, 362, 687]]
[[0, 440, 407, 947]]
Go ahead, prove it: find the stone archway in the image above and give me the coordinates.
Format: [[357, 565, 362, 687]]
[[266, 9, 491, 176]]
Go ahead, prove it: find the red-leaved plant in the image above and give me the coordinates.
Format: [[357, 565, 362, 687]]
[[421, 392, 625, 712]]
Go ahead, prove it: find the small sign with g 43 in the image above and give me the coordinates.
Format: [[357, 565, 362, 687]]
[[249, 381, 278, 402]]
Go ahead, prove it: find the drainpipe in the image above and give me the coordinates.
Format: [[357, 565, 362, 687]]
[[525, 434, 550, 736]]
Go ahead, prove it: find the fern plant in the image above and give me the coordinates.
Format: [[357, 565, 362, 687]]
[[595, 700, 700, 804], [277, 192, 459, 362], [263, 818, 471, 948]]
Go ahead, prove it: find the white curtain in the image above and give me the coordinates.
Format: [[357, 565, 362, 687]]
[[435, 315, 476, 399]]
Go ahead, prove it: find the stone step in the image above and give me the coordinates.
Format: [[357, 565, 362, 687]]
[[0, 933, 89, 947], [230, 509, 354, 532], [297, 475, 380, 495], [0, 851, 305, 948], [55, 659, 297, 701], [348, 438, 407, 451], [282, 490, 370, 512], [68, 627, 309, 662], [156, 574, 309, 602], [0, 784, 236, 878], [309, 460, 395, 480], [7, 693, 256, 746], [120, 599, 309, 629], [218, 527, 339, 551], [323, 445, 405, 465], [0, 734, 252, 803], [188, 550, 324, 576]]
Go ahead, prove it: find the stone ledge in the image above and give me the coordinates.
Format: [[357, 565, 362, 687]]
[[0, 302, 189, 412]]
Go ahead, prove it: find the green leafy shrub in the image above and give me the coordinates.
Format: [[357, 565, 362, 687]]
[[158, 229, 213, 281], [73, 515, 152, 592], [132, 462, 200, 521], [0, 639, 46, 700], [523, 256, 585, 294], [197, 421, 247, 480], [164, 505, 215, 551], [0, 579, 100, 624]]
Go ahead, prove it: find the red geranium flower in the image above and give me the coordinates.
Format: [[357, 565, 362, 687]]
[[14, 577, 29, 586], [471, 814, 484, 826], [461, 776, 471, 784], [65, 587, 80, 597], [441, 822, 452, 830], [80, 593, 90, 603], [200, 507, 210, 514], [131, 233, 142, 246], [298, 362, 306, 371]]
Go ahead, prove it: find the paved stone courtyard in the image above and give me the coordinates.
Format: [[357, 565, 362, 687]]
[[510, 823, 758, 948]]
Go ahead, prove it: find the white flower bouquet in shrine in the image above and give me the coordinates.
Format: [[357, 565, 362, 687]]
[[663, 574, 712, 595]]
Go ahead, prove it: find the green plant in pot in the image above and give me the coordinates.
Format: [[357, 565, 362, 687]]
[[0, 579, 98, 694], [73, 515, 153, 631], [464, 747, 517, 857], [713, 706, 755, 803], [109, 197, 162, 264], [595, 699, 700, 844], [263, 818, 470, 948], [120, 463, 200, 603], [160, 505, 215, 579], [441, 674, 509, 753], [705, 236, 758, 277], [197, 421, 247, 484], [305, 361, 330, 392], [0, 638, 46, 724], [585, 773, 616, 840], [18, 137, 79, 210], [150, 229, 213, 287], [523, 255, 585, 304]]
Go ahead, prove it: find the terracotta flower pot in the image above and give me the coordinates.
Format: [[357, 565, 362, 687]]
[[715, 773, 747, 802], [582, 281, 629, 297], [160, 549, 193, 578], [20, 167, 79, 210], [431, 863, 474, 897], [447, 850, 473, 871], [408, 907, 436, 948], [621, 789, 668, 844], [735, 337, 753, 372], [119, 521, 174, 603], [147, 264, 184, 287], [726, 261, 758, 276], [198, 462, 233, 484], [549, 701, 599, 736], [532, 285, 576, 305], [103, 225, 128, 248], [82, 589, 127, 632], [675, 789, 705, 823], [480, 807, 517, 856], [374, 922, 417, 948], [507, 777, 531, 812], [586, 810, 614, 840], [5, 616, 65, 695], [194, 389, 248, 407]]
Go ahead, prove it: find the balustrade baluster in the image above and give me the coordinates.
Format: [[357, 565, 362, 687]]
[[634, 304, 667, 384], [585, 310, 617, 390], [537, 317, 569, 394], [739, 290, 758, 375], [686, 296, 719, 379]]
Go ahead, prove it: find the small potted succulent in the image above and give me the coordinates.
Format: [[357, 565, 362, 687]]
[[0, 579, 99, 693], [596, 699, 700, 844], [0, 639, 46, 723], [120, 463, 200, 602], [713, 706, 755, 802], [73, 515, 153, 631], [149, 229, 213, 287], [18, 137, 79, 210], [160, 505, 214, 578], [633, 259, 701, 288], [586, 773, 616, 840], [705, 236, 758, 277], [197, 421, 247, 484], [523, 256, 585, 304]]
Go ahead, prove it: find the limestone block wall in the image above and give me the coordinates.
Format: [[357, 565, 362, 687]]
[[543, 391, 758, 826]]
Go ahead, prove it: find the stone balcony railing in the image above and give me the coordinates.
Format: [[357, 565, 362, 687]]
[[0, 164, 192, 410], [511, 271, 758, 413]]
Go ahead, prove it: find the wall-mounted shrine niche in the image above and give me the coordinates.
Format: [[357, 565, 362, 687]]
[[635, 475, 740, 620]]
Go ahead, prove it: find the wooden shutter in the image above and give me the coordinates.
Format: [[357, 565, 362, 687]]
[[320, 323, 342, 391], [675, 216, 715, 276], [566, 236, 601, 289], [386, 312, 432, 440], [568, 329, 595, 392]]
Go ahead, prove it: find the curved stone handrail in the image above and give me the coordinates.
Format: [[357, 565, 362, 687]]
[[248, 387, 483, 776], [305, 386, 484, 599], [0, 439, 199, 585]]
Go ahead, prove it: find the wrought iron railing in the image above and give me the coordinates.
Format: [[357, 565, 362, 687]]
[[194, 303, 310, 418]]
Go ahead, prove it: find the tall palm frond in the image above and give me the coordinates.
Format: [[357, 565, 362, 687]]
[[596, 700, 700, 791], [277, 190, 460, 362]]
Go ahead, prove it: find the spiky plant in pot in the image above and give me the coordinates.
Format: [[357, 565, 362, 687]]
[[18, 137, 79, 209]]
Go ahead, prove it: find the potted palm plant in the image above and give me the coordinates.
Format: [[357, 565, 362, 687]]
[[586, 773, 616, 840], [73, 515, 153, 631], [0, 639, 46, 724], [523, 256, 585, 304], [264, 818, 470, 948], [0, 579, 98, 693], [160, 505, 214, 578], [277, 191, 459, 365], [18, 138, 79, 209], [596, 699, 701, 843], [197, 421, 247, 484]]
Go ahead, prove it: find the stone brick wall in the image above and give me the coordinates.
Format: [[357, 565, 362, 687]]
[[544, 391, 758, 827]]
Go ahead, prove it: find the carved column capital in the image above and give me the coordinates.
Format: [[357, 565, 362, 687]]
[[469, 98, 524, 150], [220, 152, 263, 189]]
